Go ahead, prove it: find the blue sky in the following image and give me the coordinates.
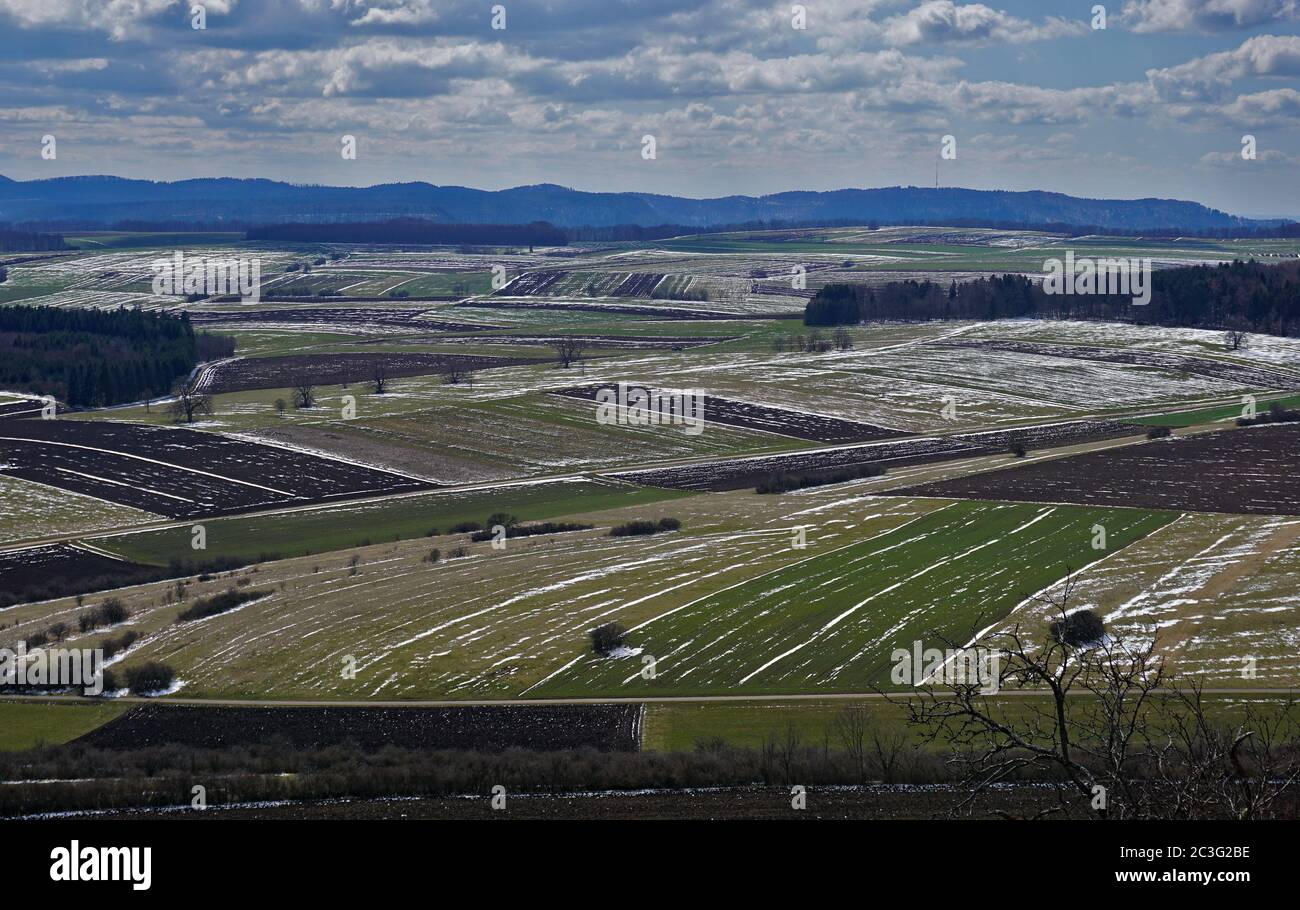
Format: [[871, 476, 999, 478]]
[[0, 1, 1297, 216]]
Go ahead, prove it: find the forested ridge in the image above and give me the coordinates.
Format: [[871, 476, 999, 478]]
[[805, 260, 1300, 336], [247, 218, 567, 246], [0, 305, 234, 406]]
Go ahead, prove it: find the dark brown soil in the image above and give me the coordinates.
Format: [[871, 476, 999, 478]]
[[610, 419, 1146, 491], [74, 703, 643, 752], [461, 300, 795, 320], [553, 385, 910, 444], [0, 419, 432, 519], [199, 352, 548, 394], [894, 423, 1300, 515], [0, 544, 158, 607], [611, 273, 665, 298]]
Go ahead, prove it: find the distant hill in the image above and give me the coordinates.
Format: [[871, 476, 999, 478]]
[[0, 175, 1268, 232]]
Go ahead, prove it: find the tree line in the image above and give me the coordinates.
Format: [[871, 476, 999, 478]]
[[0, 305, 234, 407], [805, 260, 1300, 336], [0, 228, 69, 252]]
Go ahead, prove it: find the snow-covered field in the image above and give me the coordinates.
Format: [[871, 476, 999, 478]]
[[0, 475, 152, 545], [1001, 512, 1300, 685]]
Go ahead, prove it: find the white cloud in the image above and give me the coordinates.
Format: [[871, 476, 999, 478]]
[[1146, 34, 1300, 101], [347, 0, 439, 27], [1220, 86, 1300, 122], [1122, 0, 1299, 33], [1201, 146, 1300, 163], [0, 0, 237, 39], [881, 1, 1087, 46]]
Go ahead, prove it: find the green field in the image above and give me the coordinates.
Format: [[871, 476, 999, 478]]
[[641, 694, 1295, 751], [534, 501, 1177, 697], [0, 701, 129, 751], [95, 478, 694, 565], [1133, 393, 1300, 427]]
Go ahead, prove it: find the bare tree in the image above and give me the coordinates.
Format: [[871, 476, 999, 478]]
[[832, 705, 870, 783], [442, 365, 467, 385], [806, 330, 831, 352], [832, 326, 853, 351], [763, 722, 803, 786], [291, 374, 315, 409], [832, 704, 908, 784], [904, 575, 1300, 819], [1224, 326, 1249, 351], [553, 337, 586, 368], [372, 362, 389, 394], [168, 379, 213, 424]]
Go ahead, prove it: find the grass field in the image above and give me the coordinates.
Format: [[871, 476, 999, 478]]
[[94, 478, 693, 566], [1133, 393, 1300, 427], [4, 489, 941, 699], [0, 701, 130, 751], [641, 693, 1299, 751], [533, 501, 1176, 697]]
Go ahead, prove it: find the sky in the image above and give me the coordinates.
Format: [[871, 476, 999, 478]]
[[0, 0, 1297, 216]]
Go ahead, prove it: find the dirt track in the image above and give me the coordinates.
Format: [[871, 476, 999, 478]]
[[81, 786, 1070, 820]]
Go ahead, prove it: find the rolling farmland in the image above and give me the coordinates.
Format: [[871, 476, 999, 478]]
[[4, 224, 1300, 827]]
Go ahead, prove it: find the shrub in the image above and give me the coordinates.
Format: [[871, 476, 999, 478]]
[[176, 588, 269, 623], [449, 521, 483, 534], [1236, 403, 1300, 427], [1008, 442, 1027, 458], [124, 662, 175, 695], [95, 598, 130, 627], [609, 518, 683, 537], [469, 521, 593, 542], [423, 549, 441, 564], [448, 546, 469, 559], [485, 512, 518, 529], [755, 464, 884, 494], [1146, 425, 1172, 439], [100, 630, 139, 660], [590, 622, 628, 655], [1049, 610, 1107, 648]]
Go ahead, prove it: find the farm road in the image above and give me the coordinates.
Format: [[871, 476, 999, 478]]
[[12, 689, 1298, 709]]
